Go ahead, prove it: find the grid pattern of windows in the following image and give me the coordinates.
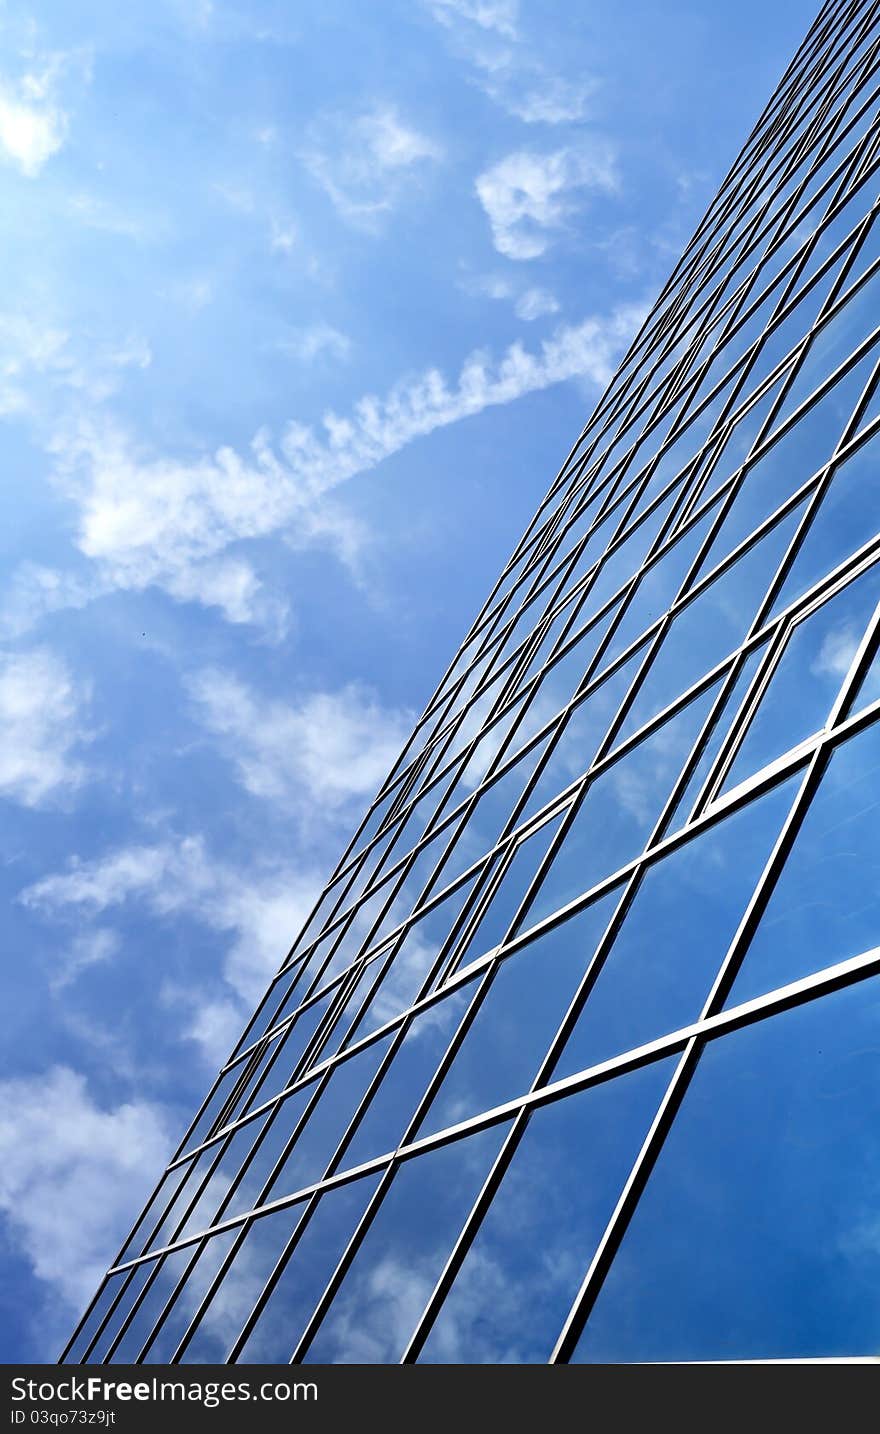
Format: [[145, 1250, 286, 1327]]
[[63, 0, 880, 1364]]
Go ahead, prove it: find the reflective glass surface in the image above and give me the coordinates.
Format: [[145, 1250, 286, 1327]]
[[726, 721, 880, 1005], [236, 1175, 382, 1363], [303, 1124, 512, 1363], [417, 888, 623, 1139], [552, 776, 799, 1076], [66, 7, 880, 1368], [419, 1057, 676, 1363], [574, 978, 880, 1361], [525, 683, 718, 927]]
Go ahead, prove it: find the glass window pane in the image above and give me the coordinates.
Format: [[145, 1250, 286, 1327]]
[[618, 501, 806, 743], [248, 990, 336, 1108], [141, 1230, 238, 1364], [771, 431, 880, 614], [116, 1162, 192, 1263], [725, 720, 880, 1006], [416, 888, 622, 1141], [303, 1122, 512, 1364], [264, 1039, 394, 1202], [222, 1088, 314, 1220], [599, 506, 717, 668], [418, 1056, 676, 1363], [517, 647, 646, 827], [698, 346, 875, 574], [775, 263, 880, 422], [525, 682, 719, 928], [696, 377, 786, 509], [178, 1110, 273, 1237], [452, 815, 564, 967], [551, 776, 798, 1077], [662, 641, 768, 832], [92, 1260, 155, 1361], [179, 1207, 308, 1363], [723, 562, 880, 791], [236, 1175, 382, 1363], [573, 977, 880, 1361], [339, 981, 477, 1171], [64, 1274, 129, 1363], [105, 1247, 191, 1363], [347, 877, 477, 1042]]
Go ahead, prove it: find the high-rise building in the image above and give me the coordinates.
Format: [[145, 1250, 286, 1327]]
[[62, 0, 880, 1364]]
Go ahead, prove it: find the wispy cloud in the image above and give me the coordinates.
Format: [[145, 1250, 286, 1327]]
[[302, 105, 443, 230], [186, 667, 414, 812], [810, 624, 861, 681], [425, 0, 519, 39], [459, 273, 559, 322], [424, 0, 596, 126], [21, 834, 325, 1056], [476, 144, 619, 259], [0, 1065, 170, 1321], [50, 929, 121, 994], [0, 648, 93, 808], [3, 305, 640, 635], [277, 322, 352, 363], [501, 75, 598, 125], [0, 50, 79, 177], [515, 287, 559, 321], [0, 313, 150, 418]]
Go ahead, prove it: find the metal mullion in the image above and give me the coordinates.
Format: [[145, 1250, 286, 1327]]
[[69, 1267, 144, 1365], [398, 1108, 532, 1364], [549, 742, 829, 1362], [169, 1215, 256, 1362], [118, 912, 880, 1280], [224, 1190, 327, 1362], [99, 1251, 169, 1364], [755, 422, 880, 632], [686, 624, 791, 822], [550, 610, 880, 1361], [234, 968, 366, 1131], [134, 1233, 219, 1365], [287, 1163, 400, 1364]]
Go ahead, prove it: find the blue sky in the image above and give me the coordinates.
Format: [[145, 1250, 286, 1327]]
[[0, 0, 815, 1362]]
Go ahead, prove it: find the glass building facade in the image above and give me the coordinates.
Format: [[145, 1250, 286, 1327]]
[[63, 0, 880, 1364]]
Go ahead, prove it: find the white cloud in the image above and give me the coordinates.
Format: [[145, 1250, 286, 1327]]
[[0, 647, 92, 807], [476, 144, 619, 260], [810, 624, 861, 682], [425, 0, 519, 38], [0, 313, 152, 417], [66, 192, 149, 240], [307, 1254, 436, 1361], [503, 75, 597, 125], [186, 667, 414, 812], [51, 929, 121, 993], [0, 91, 66, 175], [515, 287, 560, 321], [165, 275, 214, 313], [302, 105, 442, 229], [278, 322, 352, 363], [424, 0, 596, 126], [0, 1066, 171, 1317], [269, 217, 297, 254], [0, 46, 90, 178], [461, 272, 515, 302], [6, 306, 641, 635], [460, 275, 559, 322], [21, 834, 324, 1048]]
